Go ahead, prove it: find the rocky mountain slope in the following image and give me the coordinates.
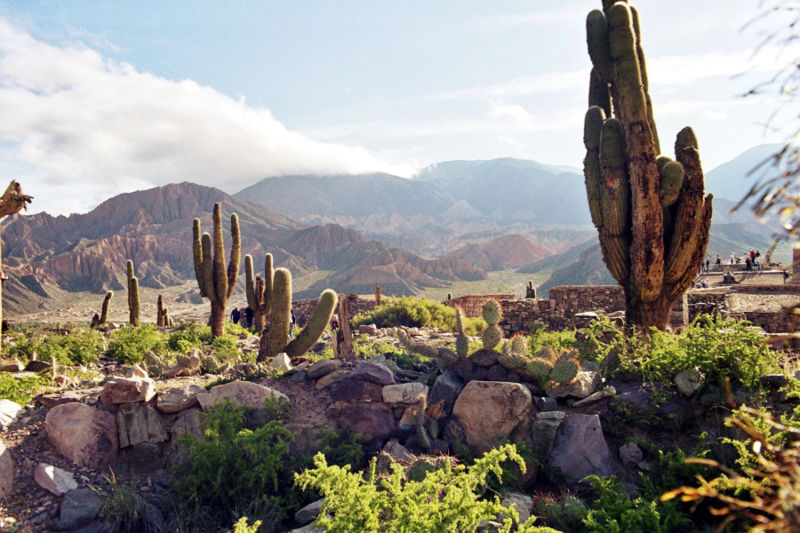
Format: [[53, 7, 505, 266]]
[[2, 183, 485, 315]]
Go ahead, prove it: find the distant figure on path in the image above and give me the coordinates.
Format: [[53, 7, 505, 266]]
[[784, 270, 790, 284], [244, 307, 253, 328], [704, 258, 710, 272], [230, 307, 241, 325], [715, 255, 721, 268]]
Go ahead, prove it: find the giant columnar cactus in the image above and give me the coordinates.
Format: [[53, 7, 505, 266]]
[[192, 203, 241, 337], [258, 267, 337, 360], [245, 252, 272, 332], [99, 291, 113, 325], [126, 261, 140, 326], [583, 1, 712, 329]]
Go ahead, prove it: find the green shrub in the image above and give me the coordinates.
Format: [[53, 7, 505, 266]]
[[209, 336, 241, 363], [582, 476, 683, 533], [533, 494, 589, 533], [170, 398, 296, 529], [527, 326, 576, 355], [4, 328, 103, 366], [58, 329, 105, 365], [583, 313, 777, 388], [295, 444, 558, 532], [167, 323, 212, 352], [353, 296, 485, 334], [225, 322, 253, 337], [230, 517, 261, 533], [0, 372, 51, 405], [107, 325, 166, 364]]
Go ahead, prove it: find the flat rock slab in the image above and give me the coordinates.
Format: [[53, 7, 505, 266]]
[[329, 379, 383, 403], [116, 403, 168, 448], [37, 388, 103, 408], [196, 380, 289, 411], [0, 438, 14, 498], [45, 402, 119, 469], [156, 384, 203, 414], [351, 362, 395, 385], [337, 403, 396, 443], [34, 463, 78, 495], [295, 498, 324, 526], [547, 371, 601, 399], [453, 380, 533, 453], [169, 408, 203, 440], [382, 383, 428, 404], [307, 359, 343, 380], [100, 377, 156, 406], [57, 488, 103, 530], [0, 399, 22, 429], [547, 413, 613, 487]]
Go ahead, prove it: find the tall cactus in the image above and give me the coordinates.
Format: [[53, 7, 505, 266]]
[[258, 267, 338, 360], [245, 252, 272, 331], [192, 203, 241, 337], [99, 291, 112, 325], [157, 294, 166, 327], [126, 260, 139, 327], [583, 1, 712, 329]]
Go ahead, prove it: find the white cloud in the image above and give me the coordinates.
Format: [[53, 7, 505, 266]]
[[0, 18, 402, 215]]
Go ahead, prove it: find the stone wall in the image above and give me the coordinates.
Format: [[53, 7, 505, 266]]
[[293, 294, 376, 325], [443, 294, 515, 317]]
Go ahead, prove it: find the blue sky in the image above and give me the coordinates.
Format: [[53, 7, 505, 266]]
[[0, 1, 792, 215]]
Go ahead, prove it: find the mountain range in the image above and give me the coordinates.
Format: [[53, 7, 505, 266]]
[[2, 144, 788, 315]]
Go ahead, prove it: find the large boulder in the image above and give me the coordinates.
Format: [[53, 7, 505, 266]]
[[100, 377, 156, 406], [196, 380, 289, 411], [546, 371, 601, 399], [0, 438, 13, 498], [329, 379, 383, 403], [307, 359, 343, 380], [452, 381, 533, 453], [547, 414, 613, 487], [45, 403, 118, 469], [337, 403, 396, 443]]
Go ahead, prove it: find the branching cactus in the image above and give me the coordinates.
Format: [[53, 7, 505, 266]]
[[498, 334, 528, 370], [245, 252, 273, 332], [126, 260, 139, 327], [523, 346, 580, 386], [192, 203, 241, 337], [481, 299, 503, 351], [583, 1, 712, 329], [156, 294, 171, 328], [99, 291, 112, 325], [258, 267, 337, 360]]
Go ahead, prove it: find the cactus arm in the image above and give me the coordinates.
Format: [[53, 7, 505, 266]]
[[664, 127, 712, 284], [284, 289, 337, 358], [588, 69, 612, 118], [226, 213, 240, 300], [629, 5, 660, 154], [586, 10, 613, 80], [192, 219, 206, 297], [129, 276, 140, 326], [201, 233, 217, 303], [245, 254, 257, 311], [268, 267, 292, 356], [584, 106, 606, 229], [263, 253, 273, 312], [598, 118, 630, 236]]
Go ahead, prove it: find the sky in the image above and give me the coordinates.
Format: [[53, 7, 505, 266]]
[[0, 0, 794, 215]]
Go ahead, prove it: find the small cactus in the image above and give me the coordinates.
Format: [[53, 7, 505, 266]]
[[99, 291, 113, 325], [481, 299, 503, 351], [126, 260, 139, 327], [521, 346, 580, 385], [454, 307, 469, 359]]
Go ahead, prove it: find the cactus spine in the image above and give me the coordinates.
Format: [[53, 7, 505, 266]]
[[245, 252, 272, 332], [192, 203, 241, 338], [481, 299, 503, 351], [99, 291, 112, 325], [583, 1, 712, 329], [258, 267, 337, 360], [126, 260, 139, 327]]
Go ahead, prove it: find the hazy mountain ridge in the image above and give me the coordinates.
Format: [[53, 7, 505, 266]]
[[2, 183, 486, 314]]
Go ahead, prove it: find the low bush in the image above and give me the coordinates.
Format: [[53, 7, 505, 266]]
[[107, 325, 166, 364], [0, 372, 51, 405], [353, 296, 485, 334], [527, 326, 576, 355], [170, 397, 298, 530], [295, 443, 558, 532], [167, 323, 212, 352], [583, 313, 778, 388]]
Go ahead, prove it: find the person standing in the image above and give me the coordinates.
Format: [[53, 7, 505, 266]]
[[289, 308, 296, 341], [230, 307, 241, 325]]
